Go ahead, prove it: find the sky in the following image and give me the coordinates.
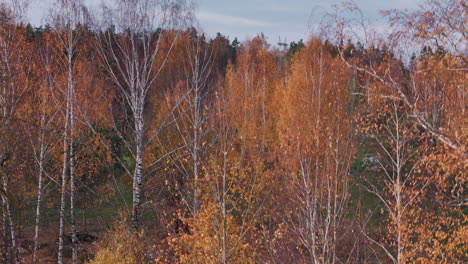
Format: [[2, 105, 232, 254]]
[[26, 0, 423, 44]]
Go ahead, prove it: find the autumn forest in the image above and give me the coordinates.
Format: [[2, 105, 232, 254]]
[[0, 0, 466, 263]]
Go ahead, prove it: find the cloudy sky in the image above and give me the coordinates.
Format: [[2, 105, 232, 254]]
[[27, 0, 423, 43]]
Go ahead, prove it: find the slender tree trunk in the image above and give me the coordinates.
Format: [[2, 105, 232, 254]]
[[58, 98, 70, 264], [132, 114, 144, 229], [82, 188, 86, 232], [68, 40, 78, 264], [2, 204, 8, 263], [395, 117, 402, 264], [33, 116, 46, 264], [69, 91, 77, 263], [396, 188, 402, 264], [222, 151, 227, 264], [193, 79, 200, 214], [2, 177, 17, 264]]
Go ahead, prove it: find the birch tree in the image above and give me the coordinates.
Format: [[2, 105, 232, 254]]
[[328, 0, 467, 153], [30, 28, 60, 264], [0, 1, 29, 263], [321, 3, 467, 261], [279, 39, 355, 263], [165, 85, 265, 264], [161, 29, 215, 215], [186, 33, 212, 214], [359, 99, 431, 264], [49, 0, 89, 262], [164, 36, 276, 263], [94, 0, 191, 229]]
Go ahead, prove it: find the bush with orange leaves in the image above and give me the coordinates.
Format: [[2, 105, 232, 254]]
[[89, 218, 146, 264]]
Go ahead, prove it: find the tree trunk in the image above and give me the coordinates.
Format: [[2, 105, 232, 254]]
[[82, 188, 86, 232], [2, 204, 8, 263], [193, 81, 200, 214], [68, 42, 78, 264], [33, 120, 46, 264], [57, 99, 69, 264], [2, 177, 17, 264], [132, 115, 144, 229], [222, 151, 227, 264], [69, 98, 77, 263]]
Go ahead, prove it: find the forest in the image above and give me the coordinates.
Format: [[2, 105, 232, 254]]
[[0, 0, 466, 263]]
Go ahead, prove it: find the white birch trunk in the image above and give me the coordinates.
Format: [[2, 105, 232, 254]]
[[192, 61, 200, 214], [1, 179, 17, 264], [67, 29, 78, 264], [132, 114, 144, 229], [221, 150, 227, 264], [57, 100, 69, 264], [33, 113, 46, 264]]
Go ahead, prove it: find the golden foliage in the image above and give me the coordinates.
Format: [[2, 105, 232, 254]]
[[161, 204, 256, 264], [89, 219, 147, 264]]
